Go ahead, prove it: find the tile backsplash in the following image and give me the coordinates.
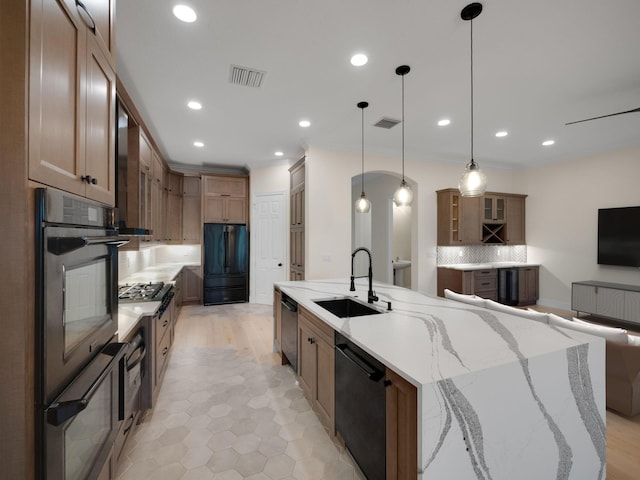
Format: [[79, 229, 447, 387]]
[[437, 245, 527, 265], [118, 245, 201, 282]]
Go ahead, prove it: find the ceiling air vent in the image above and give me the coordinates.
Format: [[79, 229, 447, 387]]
[[374, 117, 401, 129], [229, 65, 266, 88]]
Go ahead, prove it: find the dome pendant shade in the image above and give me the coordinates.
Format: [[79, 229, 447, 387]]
[[355, 193, 371, 213], [458, 159, 487, 197], [393, 179, 413, 206]]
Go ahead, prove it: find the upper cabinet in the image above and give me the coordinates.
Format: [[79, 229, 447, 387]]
[[29, 0, 116, 205], [182, 176, 201, 243], [437, 189, 527, 246], [290, 158, 305, 281], [202, 175, 248, 224]]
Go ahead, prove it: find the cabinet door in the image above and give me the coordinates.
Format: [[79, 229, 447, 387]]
[[203, 196, 225, 223], [483, 196, 505, 223], [29, 0, 86, 197], [386, 368, 417, 480], [314, 336, 334, 429], [183, 266, 202, 303], [506, 196, 526, 244], [518, 267, 539, 306], [183, 176, 200, 196], [226, 197, 247, 223], [597, 287, 625, 319], [572, 284, 597, 314], [166, 193, 183, 242], [84, 33, 115, 204], [202, 176, 247, 196], [624, 291, 640, 324], [274, 289, 282, 352], [182, 195, 201, 243], [297, 320, 316, 399], [460, 196, 482, 244], [82, 0, 115, 61]]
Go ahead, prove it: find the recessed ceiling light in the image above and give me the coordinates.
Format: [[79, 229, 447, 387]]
[[274, 151, 284, 157], [350, 54, 368, 67], [298, 120, 311, 128], [542, 140, 555, 146], [437, 119, 451, 126], [193, 141, 204, 147], [495, 131, 508, 137], [173, 5, 197, 23], [187, 100, 202, 110]]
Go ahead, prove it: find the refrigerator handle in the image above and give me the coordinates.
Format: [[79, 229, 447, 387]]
[[223, 228, 229, 271]]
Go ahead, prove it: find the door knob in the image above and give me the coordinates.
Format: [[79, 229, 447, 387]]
[[278, 263, 283, 267]]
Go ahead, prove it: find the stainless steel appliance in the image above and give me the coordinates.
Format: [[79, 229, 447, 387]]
[[35, 187, 129, 479], [335, 332, 386, 480], [280, 294, 298, 371], [118, 282, 173, 303], [203, 223, 249, 305]]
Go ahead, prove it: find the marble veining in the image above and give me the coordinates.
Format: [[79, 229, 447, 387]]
[[277, 279, 606, 480]]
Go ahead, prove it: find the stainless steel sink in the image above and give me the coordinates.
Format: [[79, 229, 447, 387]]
[[313, 297, 382, 318]]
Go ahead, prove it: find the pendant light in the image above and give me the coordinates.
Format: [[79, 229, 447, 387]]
[[458, 2, 488, 197], [355, 101, 371, 213], [393, 65, 413, 207]]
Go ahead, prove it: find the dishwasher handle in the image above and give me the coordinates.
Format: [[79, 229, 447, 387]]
[[336, 343, 385, 382], [281, 298, 297, 313]]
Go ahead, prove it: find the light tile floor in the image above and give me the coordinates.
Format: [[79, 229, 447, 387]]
[[116, 305, 364, 480]]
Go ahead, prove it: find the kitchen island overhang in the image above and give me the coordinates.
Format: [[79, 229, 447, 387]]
[[276, 278, 606, 480]]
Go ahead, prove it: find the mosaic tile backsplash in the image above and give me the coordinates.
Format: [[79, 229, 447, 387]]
[[437, 245, 527, 265]]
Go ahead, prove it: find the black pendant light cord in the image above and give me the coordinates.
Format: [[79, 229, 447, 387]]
[[401, 72, 405, 181], [470, 17, 474, 164], [361, 105, 365, 195]]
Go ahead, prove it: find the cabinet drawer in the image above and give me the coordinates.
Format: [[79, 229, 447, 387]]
[[299, 306, 334, 345], [155, 312, 171, 348], [474, 276, 497, 291]]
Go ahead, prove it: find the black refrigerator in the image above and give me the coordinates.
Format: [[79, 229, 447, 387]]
[[203, 223, 249, 305]]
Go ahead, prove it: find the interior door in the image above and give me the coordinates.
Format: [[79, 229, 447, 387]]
[[253, 192, 285, 304]]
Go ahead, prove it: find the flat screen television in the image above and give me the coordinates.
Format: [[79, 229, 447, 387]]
[[597, 206, 640, 267]]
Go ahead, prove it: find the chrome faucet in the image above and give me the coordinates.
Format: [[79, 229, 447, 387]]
[[350, 247, 378, 304]]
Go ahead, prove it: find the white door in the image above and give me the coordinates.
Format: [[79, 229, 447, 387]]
[[253, 192, 286, 304]]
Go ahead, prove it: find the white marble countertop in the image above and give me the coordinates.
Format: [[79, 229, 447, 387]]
[[276, 279, 605, 478], [117, 262, 200, 340], [276, 278, 591, 387], [437, 261, 541, 270]]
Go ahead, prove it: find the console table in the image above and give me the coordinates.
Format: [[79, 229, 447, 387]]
[[572, 280, 640, 326]]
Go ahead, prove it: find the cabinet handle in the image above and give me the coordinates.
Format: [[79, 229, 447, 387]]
[[162, 347, 168, 356], [75, 0, 96, 34], [481, 282, 490, 286], [162, 319, 169, 327], [384, 380, 392, 387], [308, 337, 315, 344], [81, 175, 97, 185]]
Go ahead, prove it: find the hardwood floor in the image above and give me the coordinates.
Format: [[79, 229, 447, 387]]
[[173, 302, 640, 479]]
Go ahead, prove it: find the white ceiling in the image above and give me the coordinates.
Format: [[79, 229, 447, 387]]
[[116, 0, 640, 172]]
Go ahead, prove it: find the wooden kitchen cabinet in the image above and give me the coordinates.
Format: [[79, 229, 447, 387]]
[[518, 266, 539, 306], [290, 158, 305, 280], [436, 189, 481, 245], [183, 266, 202, 304], [386, 368, 417, 480], [437, 267, 498, 301], [483, 195, 506, 223], [29, 0, 116, 205], [297, 306, 335, 432], [182, 176, 201, 243], [506, 195, 526, 244], [202, 175, 248, 224], [274, 288, 282, 353], [166, 172, 183, 243]]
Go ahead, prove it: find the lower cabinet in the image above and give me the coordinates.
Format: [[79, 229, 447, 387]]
[[274, 287, 282, 353], [96, 447, 115, 480], [297, 306, 335, 431], [386, 368, 418, 480], [437, 267, 497, 300], [572, 281, 640, 325], [183, 265, 202, 304], [518, 266, 539, 306]]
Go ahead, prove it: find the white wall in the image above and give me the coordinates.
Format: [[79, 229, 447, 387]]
[[523, 146, 640, 309], [393, 204, 411, 261], [306, 146, 519, 294]]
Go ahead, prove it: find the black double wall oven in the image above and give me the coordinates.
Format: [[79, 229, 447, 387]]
[[35, 187, 130, 480]]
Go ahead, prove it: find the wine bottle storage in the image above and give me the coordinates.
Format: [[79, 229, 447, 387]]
[[482, 223, 505, 244]]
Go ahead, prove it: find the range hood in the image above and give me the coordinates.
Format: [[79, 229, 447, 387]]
[[116, 99, 152, 236]]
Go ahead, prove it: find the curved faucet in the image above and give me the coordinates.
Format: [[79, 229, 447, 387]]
[[350, 247, 378, 304]]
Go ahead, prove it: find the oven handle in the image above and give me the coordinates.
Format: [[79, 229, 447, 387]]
[[48, 235, 131, 255], [45, 342, 127, 426], [127, 346, 146, 371]]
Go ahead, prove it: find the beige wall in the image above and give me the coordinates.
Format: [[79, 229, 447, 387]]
[[306, 146, 519, 294], [523, 146, 640, 309]]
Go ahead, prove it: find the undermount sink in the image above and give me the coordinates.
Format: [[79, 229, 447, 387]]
[[313, 297, 382, 318]]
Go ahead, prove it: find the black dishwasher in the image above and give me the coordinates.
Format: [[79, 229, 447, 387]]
[[280, 294, 298, 371], [335, 332, 386, 480]]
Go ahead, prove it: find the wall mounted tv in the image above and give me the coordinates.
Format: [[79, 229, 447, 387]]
[[598, 206, 640, 267]]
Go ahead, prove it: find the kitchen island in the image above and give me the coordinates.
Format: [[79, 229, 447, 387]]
[[276, 278, 606, 480]]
